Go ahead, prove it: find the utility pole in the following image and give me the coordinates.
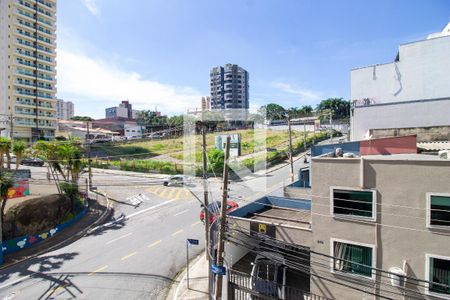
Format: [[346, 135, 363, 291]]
[[201, 123, 212, 295], [86, 121, 93, 190], [287, 117, 294, 182], [329, 111, 333, 144], [214, 136, 230, 300]]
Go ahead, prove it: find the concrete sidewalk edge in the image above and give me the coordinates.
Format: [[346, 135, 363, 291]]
[[0, 190, 112, 270], [166, 253, 208, 300]]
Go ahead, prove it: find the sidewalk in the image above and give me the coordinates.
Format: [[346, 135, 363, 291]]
[[167, 254, 209, 300]]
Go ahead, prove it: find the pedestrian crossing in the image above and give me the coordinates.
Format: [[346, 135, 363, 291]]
[[146, 186, 192, 200]]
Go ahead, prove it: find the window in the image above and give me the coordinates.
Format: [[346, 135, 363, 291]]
[[427, 193, 450, 228], [332, 240, 374, 278], [426, 254, 450, 297], [331, 188, 375, 220]]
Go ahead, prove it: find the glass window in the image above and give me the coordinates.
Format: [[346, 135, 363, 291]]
[[429, 257, 450, 295], [430, 195, 450, 227], [333, 189, 374, 218], [334, 241, 373, 277]]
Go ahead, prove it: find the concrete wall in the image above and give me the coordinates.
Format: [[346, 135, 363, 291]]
[[351, 36, 450, 103], [351, 98, 450, 140], [310, 157, 450, 299], [369, 125, 450, 142], [360, 135, 417, 155]]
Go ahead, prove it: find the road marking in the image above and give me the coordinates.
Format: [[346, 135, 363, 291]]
[[0, 274, 32, 289], [46, 283, 69, 296], [127, 199, 176, 219], [121, 251, 138, 261], [158, 188, 168, 198], [168, 188, 176, 199], [88, 265, 108, 276], [105, 232, 132, 245], [153, 187, 162, 194], [175, 189, 183, 200], [174, 209, 188, 217], [184, 190, 190, 197], [191, 221, 201, 227], [148, 240, 162, 248], [171, 229, 183, 237]]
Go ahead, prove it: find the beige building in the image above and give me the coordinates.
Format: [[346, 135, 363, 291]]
[[56, 98, 74, 120], [201, 96, 211, 111], [309, 154, 450, 299], [0, 0, 57, 141]]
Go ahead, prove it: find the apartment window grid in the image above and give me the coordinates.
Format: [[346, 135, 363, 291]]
[[330, 187, 377, 221], [331, 238, 376, 280], [426, 254, 450, 298], [427, 193, 450, 229]]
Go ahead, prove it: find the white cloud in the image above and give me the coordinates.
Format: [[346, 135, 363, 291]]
[[57, 49, 202, 116], [80, 0, 100, 16], [272, 82, 323, 103]]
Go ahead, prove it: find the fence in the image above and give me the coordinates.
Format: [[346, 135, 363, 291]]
[[228, 269, 330, 300]]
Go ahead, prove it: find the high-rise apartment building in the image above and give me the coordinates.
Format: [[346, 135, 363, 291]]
[[0, 0, 57, 141], [105, 100, 138, 120], [201, 96, 211, 111], [210, 64, 249, 110], [56, 98, 74, 120]]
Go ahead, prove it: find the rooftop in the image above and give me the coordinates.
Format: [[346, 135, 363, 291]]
[[313, 153, 449, 162]]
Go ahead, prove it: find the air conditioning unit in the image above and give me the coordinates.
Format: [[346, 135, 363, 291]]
[[389, 267, 407, 288], [438, 150, 450, 160]]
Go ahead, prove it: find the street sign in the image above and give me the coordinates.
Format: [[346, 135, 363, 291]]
[[187, 239, 199, 245], [211, 264, 226, 275]]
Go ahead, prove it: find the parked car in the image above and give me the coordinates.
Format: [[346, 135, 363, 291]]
[[21, 157, 45, 167], [250, 252, 287, 299], [200, 200, 239, 223], [163, 175, 192, 187]]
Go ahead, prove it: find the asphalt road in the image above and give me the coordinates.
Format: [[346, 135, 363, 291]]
[[0, 155, 309, 300]]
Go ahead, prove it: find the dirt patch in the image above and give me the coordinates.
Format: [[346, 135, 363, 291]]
[[3, 194, 72, 239]]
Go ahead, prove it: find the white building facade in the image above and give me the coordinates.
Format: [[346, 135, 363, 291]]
[[0, 0, 57, 141], [350, 22, 450, 140], [56, 99, 74, 120]]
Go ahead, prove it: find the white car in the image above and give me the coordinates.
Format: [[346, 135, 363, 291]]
[[163, 175, 193, 187], [2, 154, 16, 164], [250, 252, 287, 299]]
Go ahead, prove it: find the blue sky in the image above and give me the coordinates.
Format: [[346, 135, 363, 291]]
[[56, 0, 450, 118]]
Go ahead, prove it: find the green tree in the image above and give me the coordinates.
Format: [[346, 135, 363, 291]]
[[12, 140, 26, 170], [0, 137, 12, 169], [316, 98, 350, 120], [259, 103, 286, 121], [167, 115, 184, 128], [70, 116, 94, 121], [0, 171, 14, 232], [207, 148, 224, 174]]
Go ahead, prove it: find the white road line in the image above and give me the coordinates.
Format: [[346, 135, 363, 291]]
[[173, 209, 188, 217], [0, 274, 32, 289], [105, 232, 133, 245], [173, 272, 187, 300], [127, 199, 176, 219]]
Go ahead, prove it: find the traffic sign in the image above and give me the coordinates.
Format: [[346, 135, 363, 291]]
[[187, 239, 199, 245], [211, 264, 226, 275]]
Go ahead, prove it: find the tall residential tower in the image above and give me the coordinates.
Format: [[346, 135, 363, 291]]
[[0, 0, 57, 141], [210, 64, 249, 110]]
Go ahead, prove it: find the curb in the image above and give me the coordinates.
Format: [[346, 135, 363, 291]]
[[0, 191, 112, 271], [166, 253, 206, 300]]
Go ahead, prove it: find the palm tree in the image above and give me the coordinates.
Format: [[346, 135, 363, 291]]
[[0, 137, 12, 169], [12, 140, 26, 170], [0, 171, 14, 237]]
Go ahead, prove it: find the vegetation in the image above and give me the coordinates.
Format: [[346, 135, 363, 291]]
[[316, 97, 350, 121], [33, 140, 86, 213], [71, 116, 94, 121], [12, 140, 26, 169], [0, 137, 12, 169], [0, 171, 14, 227]]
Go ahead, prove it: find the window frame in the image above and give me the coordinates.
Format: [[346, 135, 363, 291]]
[[425, 253, 450, 299], [330, 186, 377, 222], [330, 238, 376, 280], [426, 192, 450, 230]]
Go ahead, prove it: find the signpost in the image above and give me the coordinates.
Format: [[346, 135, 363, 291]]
[[186, 238, 199, 289]]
